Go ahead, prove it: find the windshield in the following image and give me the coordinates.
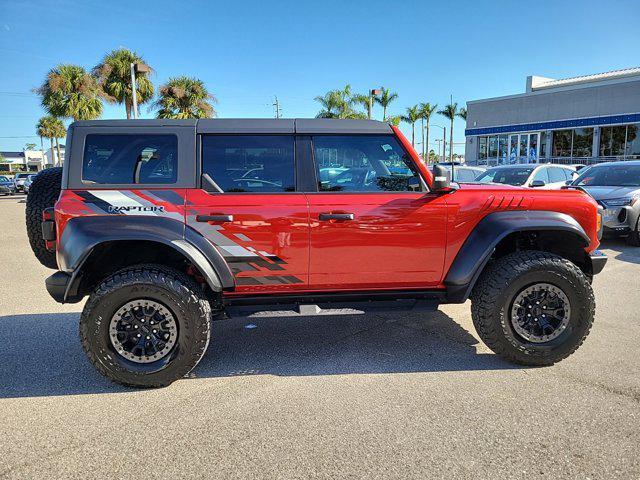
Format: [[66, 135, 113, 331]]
[[572, 164, 640, 187], [0, 176, 8, 182], [475, 167, 534, 186]]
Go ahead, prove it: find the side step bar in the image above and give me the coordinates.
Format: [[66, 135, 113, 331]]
[[224, 290, 444, 318]]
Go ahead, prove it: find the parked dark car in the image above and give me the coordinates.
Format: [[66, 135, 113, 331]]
[[0, 175, 16, 195]]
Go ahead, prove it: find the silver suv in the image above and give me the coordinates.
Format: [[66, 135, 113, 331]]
[[568, 161, 640, 245]]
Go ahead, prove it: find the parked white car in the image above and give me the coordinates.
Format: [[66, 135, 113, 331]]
[[475, 164, 576, 189]]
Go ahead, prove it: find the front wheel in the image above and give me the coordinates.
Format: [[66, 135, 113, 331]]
[[470, 251, 595, 366], [80, 264, 212, 388]]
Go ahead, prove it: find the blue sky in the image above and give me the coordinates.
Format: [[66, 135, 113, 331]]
[[1, 0, 639, 153]]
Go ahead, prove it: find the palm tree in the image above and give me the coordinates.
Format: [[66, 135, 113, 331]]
[[94, 48, 154, 119], [386, 115, 402, 126], [51, 118, 66, 165], [375, 87, 398, 121], [314, 85, 366, 119], [457, 108, 467, 121], [419, 103, 438, 160], [36, 64, 103, 121], [401, 105, 421, 148], [36, 116, 61, 166], [352, 92, 373, 119], [154, 76, 217, 119], [315, 90, 342, 118], [438, 103, 459, 162]]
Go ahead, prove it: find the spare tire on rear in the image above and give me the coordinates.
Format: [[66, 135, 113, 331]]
[[25, 167, 62, 269]]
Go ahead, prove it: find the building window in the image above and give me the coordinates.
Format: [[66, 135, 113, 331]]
[[488, 136, 498, 159], [625, 124, 640, 159], [478, 137, 487, 159], [552, 130, 572, 157], [573, 128, 593, 158], [600, 125, 627, 157], [552, 128, 593, 158], [540, 133, 547, 158], [498, 135, 508, 162]]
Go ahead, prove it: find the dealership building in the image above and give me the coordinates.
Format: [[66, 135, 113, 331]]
[[464, 68, 640, 166]]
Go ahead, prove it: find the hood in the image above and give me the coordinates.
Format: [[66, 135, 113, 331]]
[[455, 182, 523, 191], [580, 186, 640, 201]]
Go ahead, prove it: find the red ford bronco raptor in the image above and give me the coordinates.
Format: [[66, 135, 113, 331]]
[[25, 119, 607, 388]]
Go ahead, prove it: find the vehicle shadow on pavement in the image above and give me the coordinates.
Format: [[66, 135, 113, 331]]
[[600, 239, 640, 265], [195, 310, 519, 379], [0, 310, 518, 398]]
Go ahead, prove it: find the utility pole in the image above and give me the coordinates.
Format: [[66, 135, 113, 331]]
[[130, 62, 151, 120], [369, 89, 382, 120], [273, 96, 282, 119], [443, 126, 447, 163], [130, 63, 138, 119]]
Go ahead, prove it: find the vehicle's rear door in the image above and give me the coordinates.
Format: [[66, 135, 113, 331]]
[[186, 133, 309, 293], [305, 134, 448, 291]]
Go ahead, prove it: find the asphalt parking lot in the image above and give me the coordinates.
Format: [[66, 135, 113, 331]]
[[0, 195, 638, 479]]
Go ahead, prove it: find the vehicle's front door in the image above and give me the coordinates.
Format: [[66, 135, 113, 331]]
[[186, 134, 309, 293], [306, 134, 448, 291]]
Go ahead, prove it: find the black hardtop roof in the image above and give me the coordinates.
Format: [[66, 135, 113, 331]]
[[70, 118, 393, 134]]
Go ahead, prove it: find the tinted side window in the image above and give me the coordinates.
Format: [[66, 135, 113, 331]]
[[548, 167, 567, 183], [313, 135, 420, 192], [83, 134, 177, 184], [532, 167, 550, 184], [202, 135, 295, 192]]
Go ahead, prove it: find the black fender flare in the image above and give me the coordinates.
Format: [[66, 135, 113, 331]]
[[58, 216, 235, 301], [444, 210, 590, 303]]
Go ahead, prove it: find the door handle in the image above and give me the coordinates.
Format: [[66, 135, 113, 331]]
[[196, 214, 234, 223], [318, 213, 354, 221]]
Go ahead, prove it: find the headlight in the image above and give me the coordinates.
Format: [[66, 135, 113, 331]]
[[602, 197, 635, 207], [597, 206, 603, 240]]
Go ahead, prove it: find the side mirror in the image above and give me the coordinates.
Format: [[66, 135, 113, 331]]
[[432, 164, 452, 192], [530, 180, 546, 188]]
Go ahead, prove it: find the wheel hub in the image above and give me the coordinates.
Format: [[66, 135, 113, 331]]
[[109, 300, 178, 363], [510, 283, 571, 343]]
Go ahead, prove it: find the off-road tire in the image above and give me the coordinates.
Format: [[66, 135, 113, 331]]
[[80, 264, 212, 388], [626, 216, 640, 247], [25, 167, 62, 269], [470, 251, 595, 366]]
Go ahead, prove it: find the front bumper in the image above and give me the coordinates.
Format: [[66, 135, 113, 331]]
[[588, 250, 607, 275]]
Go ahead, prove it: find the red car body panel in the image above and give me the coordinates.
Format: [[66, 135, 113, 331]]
[[306, 192, 447, 290], [185, 190, 310, 294]]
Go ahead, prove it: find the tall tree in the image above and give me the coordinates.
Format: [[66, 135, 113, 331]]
[[154, 76, 217, 119], [457, 107, 467, 121], [314, 85, 366, 119], [352, 92, 373, 119], [438, 103, 459, 162], [419, 103, 437, 160], [24, 143, 37, 151], [36, 116, 58, 166], [94, 48, 154, 119], [375, 87, 398, 121], [386, 115, 402, 126], [401, 105, 421, 148], [36, 64, 103, 121], [51, 118, 66, 165]]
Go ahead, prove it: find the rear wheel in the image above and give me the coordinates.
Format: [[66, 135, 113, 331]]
[[25, 167, 62, 269], [80, 264, 212, 388], [470, 251, 595, 366]]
